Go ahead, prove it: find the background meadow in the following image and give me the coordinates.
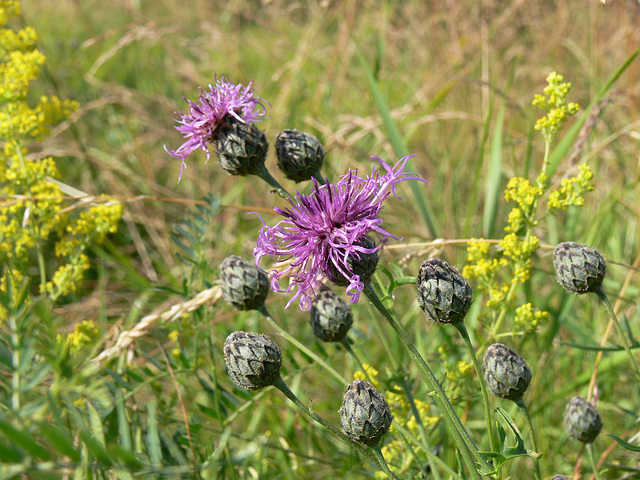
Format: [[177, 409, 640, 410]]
[[2, 0, 639, 478]]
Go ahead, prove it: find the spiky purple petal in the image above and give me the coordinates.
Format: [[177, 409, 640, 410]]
[[165, 77, 268, 182], [254, 155, 427, 310]]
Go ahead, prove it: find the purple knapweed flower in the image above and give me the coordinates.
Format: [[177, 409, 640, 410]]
[[254, 155, 427, 310], [165, 77, 268, 182]]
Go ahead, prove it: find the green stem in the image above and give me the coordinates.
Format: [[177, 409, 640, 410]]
[[340, 339, 373, 384], [586, 443, 602, 480], [516, 399, 541, 480], [259, 306, 347, 385], [490, 278, 518, 337], [595, 287, 640, 382], [272, 376, 383, 471], [312, 170, 326, 185], [255, 165, 292, 199], [370, 446, 400, 480], [363, 284, 488, 478], [9, 314, 20, 412], [455, 323, 497, 455]]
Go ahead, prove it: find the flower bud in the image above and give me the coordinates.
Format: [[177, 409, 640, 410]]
[[215, 117, 269, 176], [275, 129, 325, 182], [563, 396, 603, 443], [551, 475, 569, 480], [553, 242, 606, 295], [220, 255, 269, 310], [327, 236, 379, 287], [417, 258, 473, 325], [309, 286, 353, 342], [340, 379, 393, 447], [224, 331, 282, 391], [483, 343, 532, 402]]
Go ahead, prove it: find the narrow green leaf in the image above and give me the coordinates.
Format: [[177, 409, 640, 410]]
[[88, 402, 106, 446], [79, 430, 113, 466], [109, 445, 143, 470], [0, 419, 51, 460], [484, 101, 505, 238], [146, 401, 162, 467], [116, 389, 132, 451], [0, 441, 24, 462], [40, 423, 81, 462], [609, 434, 640, 452]]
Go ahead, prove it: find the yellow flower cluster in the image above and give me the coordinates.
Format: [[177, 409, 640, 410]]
[[463, 239, 509, 309], [0, 0, 122, 308], [532, 72, 579, 143], [514, 303, 550, 336], [547, 164, 595, 213], [59, 320, 100, 354]]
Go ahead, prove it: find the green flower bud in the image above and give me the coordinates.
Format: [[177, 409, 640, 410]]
[[551, 475, 569, 480], [220, 255, 269, 310], [215, 117, 269, 176], [563, 396, 603, 443], [417, 258, 473, 325], [483, 343, 532, 402], [275, 129, 325, 182], [224, 331, 282, 391], [553, 242, 606, 295], [340, 379, 393, 447], [309, 286, 353, 342], [327, 236, 379, 287]]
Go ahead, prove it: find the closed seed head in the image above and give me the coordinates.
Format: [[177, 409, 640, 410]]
[[224, 331, 282, 391], [220, 255, 269, 310], [275, 129, 325, 182], [553, 242, 606, 295], [417, 258, 473, 325], [483, 343, 532, 402], [309, 286, 353, 342], [563, 396, 603, 443], [339, 379, 393, 447]]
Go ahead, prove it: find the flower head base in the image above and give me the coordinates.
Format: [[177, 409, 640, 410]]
[[165, 77, 268, 181], [254, 155, 427, 310]]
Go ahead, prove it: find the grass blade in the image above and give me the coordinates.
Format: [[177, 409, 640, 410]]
[[484, 101, 506, 238], [355, 44, 439, 238]]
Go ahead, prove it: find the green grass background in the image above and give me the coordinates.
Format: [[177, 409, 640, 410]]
[[13, 0, 640, 478]]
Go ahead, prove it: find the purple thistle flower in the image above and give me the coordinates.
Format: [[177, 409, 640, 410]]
[[165, 77, 268, 182], [254, 155, 427, 310]]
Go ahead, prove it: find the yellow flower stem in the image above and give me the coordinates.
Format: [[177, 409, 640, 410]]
[[454, 323, 497, 455], [364, 284, 488, 479], [490, 278, 518, 337]]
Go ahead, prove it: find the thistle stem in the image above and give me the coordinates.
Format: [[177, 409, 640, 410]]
[[370, 446, 400, 480], [272, 376, 383, 472], [595, 286, 640, 382], [516, 399, 542, 480], [255, 165, 292, 199], [363, 284, 488, 478], [259, 306, 347, 385], [586, 443, 602, 480], [454, 323, 497, 454], [312, 170, 326, 185]]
